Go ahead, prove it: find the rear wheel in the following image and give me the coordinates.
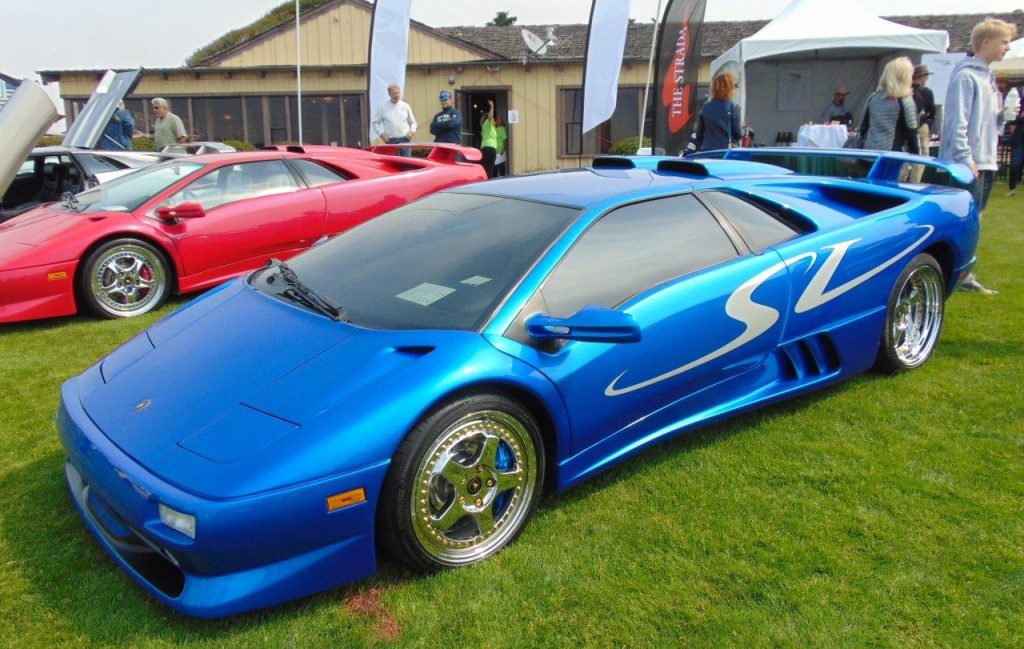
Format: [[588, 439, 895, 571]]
[[378, 393, 545, 571], [79, 238, 170, 319], [874, 253, 944, 373]]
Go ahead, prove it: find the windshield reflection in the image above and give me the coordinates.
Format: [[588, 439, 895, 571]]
[[72, 160, 205, 213]]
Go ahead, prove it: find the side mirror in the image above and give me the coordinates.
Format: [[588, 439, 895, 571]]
[[156, 202, 205, 220], [526, 306, 641, 343]]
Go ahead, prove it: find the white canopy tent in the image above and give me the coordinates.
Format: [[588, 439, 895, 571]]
[[710, 0, 949, 143], [992, 38, 1024, 77]]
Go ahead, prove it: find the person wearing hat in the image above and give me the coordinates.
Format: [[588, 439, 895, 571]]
[[429, 91, 463, 145], [909, 64, 937, 182], [821, 84, 853, 126]]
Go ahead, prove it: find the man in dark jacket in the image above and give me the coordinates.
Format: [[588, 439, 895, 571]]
[[909, 65, 936, 182], [98, 101, 134, 151], [429, 91, 463, 144]]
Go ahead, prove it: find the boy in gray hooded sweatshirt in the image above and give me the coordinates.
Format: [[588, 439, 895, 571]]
[[938, 17, 1018, 294]]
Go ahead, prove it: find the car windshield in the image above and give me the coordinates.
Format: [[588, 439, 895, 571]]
[[71, 160, 205, 213], [253, 192, 579, 330]]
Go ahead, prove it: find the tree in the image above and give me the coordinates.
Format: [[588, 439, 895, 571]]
[[487, 11, 517, 26]]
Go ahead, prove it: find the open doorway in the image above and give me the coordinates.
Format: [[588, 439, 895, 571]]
[[456, 88, 510, 175]]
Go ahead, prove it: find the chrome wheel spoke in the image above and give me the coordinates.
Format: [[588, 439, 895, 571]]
[[438, 455, 471, 487], [471, 505, 496, 536], [475, 433, 501, 468], [432, 498, 467, 531], [495, 468, 521, 494]]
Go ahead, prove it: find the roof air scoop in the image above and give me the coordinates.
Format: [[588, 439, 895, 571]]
[[592, 157, 637, 170], [656, 160, 711, 177]]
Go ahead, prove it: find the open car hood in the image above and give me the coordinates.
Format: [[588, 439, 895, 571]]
[[62, 68, 142, 149], [0, 82, 58, 197]]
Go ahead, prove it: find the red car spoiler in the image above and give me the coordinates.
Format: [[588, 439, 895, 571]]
[[365, 143, 483, 164]]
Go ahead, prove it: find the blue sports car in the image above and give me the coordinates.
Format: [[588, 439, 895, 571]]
[[58, 151, 978, 617]]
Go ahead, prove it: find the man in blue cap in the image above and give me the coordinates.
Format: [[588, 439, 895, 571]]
[[429, 91, 463, 144]]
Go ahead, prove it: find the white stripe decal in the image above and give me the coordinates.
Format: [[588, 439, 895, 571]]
[[794, 226, 934, 313], [604, 225, 935, 397]]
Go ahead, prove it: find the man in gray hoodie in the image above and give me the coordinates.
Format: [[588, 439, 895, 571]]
[[938, 17, 1018, 294]]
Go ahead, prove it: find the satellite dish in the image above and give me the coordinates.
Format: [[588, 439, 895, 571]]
[[521, 27, 556, 56]]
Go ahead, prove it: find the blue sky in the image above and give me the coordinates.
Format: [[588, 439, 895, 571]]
[[2, 0, 1021, 80]]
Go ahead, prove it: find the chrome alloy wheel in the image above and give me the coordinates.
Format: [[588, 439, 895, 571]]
[[889, 263, 943, 368], [89, 243, 167, 316], [410, 411, 538, 566]]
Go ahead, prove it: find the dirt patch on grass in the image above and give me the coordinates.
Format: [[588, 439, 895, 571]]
[[346, 587, 400, 641]]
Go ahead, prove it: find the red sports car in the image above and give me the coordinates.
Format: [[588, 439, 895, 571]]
[[0, 144, 485, 324]]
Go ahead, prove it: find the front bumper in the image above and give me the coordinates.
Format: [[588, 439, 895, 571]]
[[57, 378, 387, 617], [0, 261, 79, 324]]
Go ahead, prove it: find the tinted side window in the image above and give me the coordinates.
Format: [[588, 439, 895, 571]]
[[700, 190, 799, 250], [291, 159, 348, 187], [541, 194, 738, 317], [166, 160, 299, 210]]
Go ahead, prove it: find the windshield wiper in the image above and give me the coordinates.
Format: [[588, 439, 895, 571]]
[[264, 258, 347, 321], [62, 191, 81, 212]]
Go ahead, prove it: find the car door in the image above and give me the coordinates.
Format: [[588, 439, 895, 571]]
[[510, 193, 796, 458], [156, 159, 326, 282]]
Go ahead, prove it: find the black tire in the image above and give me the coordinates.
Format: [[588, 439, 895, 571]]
[[378, 393, 545, 572], [79, 238, 171, 319], [874, 252, 945, 374]]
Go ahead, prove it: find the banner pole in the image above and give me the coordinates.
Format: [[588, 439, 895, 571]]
[[640, 0, 663, 153], [295, 0, 303, 146]]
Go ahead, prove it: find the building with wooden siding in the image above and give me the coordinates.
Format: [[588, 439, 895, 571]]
[[40, 1, 1023, 172]]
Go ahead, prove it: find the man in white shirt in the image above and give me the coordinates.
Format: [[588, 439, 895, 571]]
[[372, 83, 417, 156]]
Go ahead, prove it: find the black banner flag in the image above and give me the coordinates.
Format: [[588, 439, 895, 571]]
[[652, 0, 707, 155]]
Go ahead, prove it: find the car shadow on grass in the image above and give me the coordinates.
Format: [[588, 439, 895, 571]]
[[0, 450, 399, 643]]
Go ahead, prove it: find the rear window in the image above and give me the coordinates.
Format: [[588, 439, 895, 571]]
[[700, 190, 801, 251]]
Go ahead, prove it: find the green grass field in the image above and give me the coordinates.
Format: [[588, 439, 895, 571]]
[[1, 189, 1021, 647]]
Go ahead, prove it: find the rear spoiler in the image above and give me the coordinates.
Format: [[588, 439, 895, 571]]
[[686, 148, 974, 186], [365, 143, 483, 163]]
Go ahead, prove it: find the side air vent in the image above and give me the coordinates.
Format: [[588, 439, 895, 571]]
[[285, 145, 307, 154], [656, 160, 711, 177], [778, 334, 840, 381], [592, 157, 636, 169], [393, 345, 435, 358]]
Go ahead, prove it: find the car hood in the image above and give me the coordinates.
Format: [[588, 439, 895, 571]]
[[62, 68, 142, 149], [72, 280, 546, 498], [0, 82, 58, 197], [0, 206, 129, 268], [78, 281, 456, 484]]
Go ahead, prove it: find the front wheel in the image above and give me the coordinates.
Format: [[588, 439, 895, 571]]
[[378, 393, 545, 572], [874, 253, 945, 373], [79, 238, 170, 319]]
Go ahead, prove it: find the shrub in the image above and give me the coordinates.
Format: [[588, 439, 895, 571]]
[[607, 136, 652, 156], [223, 139, 257, 151], [131, 137, 157, 151], [37, 135, 64, 147]]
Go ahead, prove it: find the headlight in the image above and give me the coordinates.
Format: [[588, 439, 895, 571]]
[[158, 503, 196, 539]]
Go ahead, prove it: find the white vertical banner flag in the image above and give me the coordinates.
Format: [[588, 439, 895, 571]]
[[582, 0, 631, 134], [368, 0, 413, 140]]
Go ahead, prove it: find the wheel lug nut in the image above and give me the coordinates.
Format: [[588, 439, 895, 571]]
[[459, 496, 465, 504], [475, 498, 483, 507], [486, 479, 494, 487], [476, 466, 483, 473]]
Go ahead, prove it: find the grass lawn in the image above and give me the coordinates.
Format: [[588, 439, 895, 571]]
[[1, 188, 1021, 647]]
